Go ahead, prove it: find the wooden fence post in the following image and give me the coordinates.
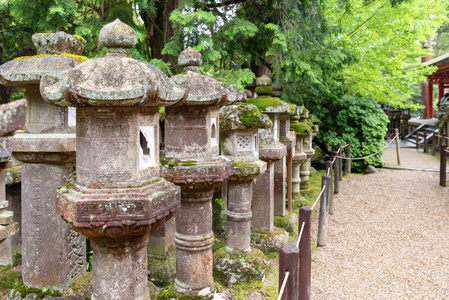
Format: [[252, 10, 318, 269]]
[[288, 147, 294, 212], [424, 132, 429, 153], [326, 160, 334, 215], [332, 151, 339, 195], [279, 244, 299, 300], [317, 175, 330, 247], [432, 134, 437, 156], [395, 128, 401, 165], [299, 207, 311, 300], [440, 142, 447, 187], [416, 131, 419, 149], [337, 143, 342, 181], [344, 139, 351, 176]]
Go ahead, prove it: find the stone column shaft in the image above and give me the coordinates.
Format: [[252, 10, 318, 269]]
[[292, 160, 301, 196], [147, 217, 176, 258], [226, 180, 252, 252], [300, 158, 311, 190], [22, 163, 85, 289], [252, 162, 274, 231], [91, 237, 150, 300], [175, 190, 215, 294], [274, 157, 286, 216]]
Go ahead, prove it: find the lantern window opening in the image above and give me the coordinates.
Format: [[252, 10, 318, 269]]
[[139, 126, 157, 169]]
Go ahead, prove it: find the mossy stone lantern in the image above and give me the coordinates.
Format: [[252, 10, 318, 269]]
[[271, 82, 296, 216], [289, 106, 309, 198], [0, 31, 87, 289], [219, 103, 271, 252], [247, 76, 288, 228], [245, 76, 289, 252], [161, 47, 235, 296], [299, 108, 315, 190], [40, 19, 183, 300]]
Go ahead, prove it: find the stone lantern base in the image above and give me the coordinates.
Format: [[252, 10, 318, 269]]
[[213, 247, 269, 287], [56, 179, 181, 300]]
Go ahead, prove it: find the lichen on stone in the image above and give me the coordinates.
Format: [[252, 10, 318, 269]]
[[13, 53, 89, 64]]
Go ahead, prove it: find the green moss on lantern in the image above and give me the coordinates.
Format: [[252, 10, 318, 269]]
[[254, 86, 273, 95], [290, 122, 313, 137], [247, 96, 287, 112]]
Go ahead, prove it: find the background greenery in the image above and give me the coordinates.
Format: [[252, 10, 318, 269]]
[[1, 0, 448, 169]]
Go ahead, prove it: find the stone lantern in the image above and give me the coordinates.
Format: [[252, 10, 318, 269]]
[[289, 106, 308, 199], [40, 19, 183, 300], [213, 104, 271, 286], [0, 32, 87, 289], [161, 47, 235, 296], [219, 104, 270, 252], [0, 100, 26, 248], [299, 108, 315, 190], [271, 83, 296, 216], [247, 76, 289, 251]]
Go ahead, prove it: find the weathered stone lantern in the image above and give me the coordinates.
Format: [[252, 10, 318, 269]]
[[213, 104, 271, 286], [299, 108, 315, 190], [289, 106, 308, 199], [247, 76, 289, 251], [271, 83, 296, 216], [0, 100, 26, 248], [40, 19, 183, 300], [161, 47, 234, 295], [0, 32, 87, 289], [219, 104, 270, 251]]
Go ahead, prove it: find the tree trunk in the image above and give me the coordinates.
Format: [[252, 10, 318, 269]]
[[0, 44, 7, 104], [140, 0, 179, 64]]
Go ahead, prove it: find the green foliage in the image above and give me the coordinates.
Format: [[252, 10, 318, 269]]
[[12, 282, 62, 300], [313, 95, 389, 170], [86, 250, 93, 272], [212, 198, 226, 235], [9, 89, 25, 102], [0, 265, 22, 290]]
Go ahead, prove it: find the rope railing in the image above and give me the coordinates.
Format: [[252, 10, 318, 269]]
[[341, 143, 350, 148], [296, 221, 306, 248], [335, 133, 399, 161], [435, 134, 449, 140], [277, 271, 290, 300], [311, 186, 326, 210]]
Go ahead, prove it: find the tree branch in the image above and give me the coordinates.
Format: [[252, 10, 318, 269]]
[[347, 0, 388, 37]]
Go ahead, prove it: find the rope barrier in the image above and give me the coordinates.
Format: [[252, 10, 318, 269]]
[[295, 221, 305, 248], [277, 271, 290, 300], [335, 133, 398, 161], [311, 186, 326, 210], [341, 143, 350, 148], [435, 134, 449, 140]]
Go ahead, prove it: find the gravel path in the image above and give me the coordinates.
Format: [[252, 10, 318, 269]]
[[311, 169, 449, 299], [382, 147, 442, 169]]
